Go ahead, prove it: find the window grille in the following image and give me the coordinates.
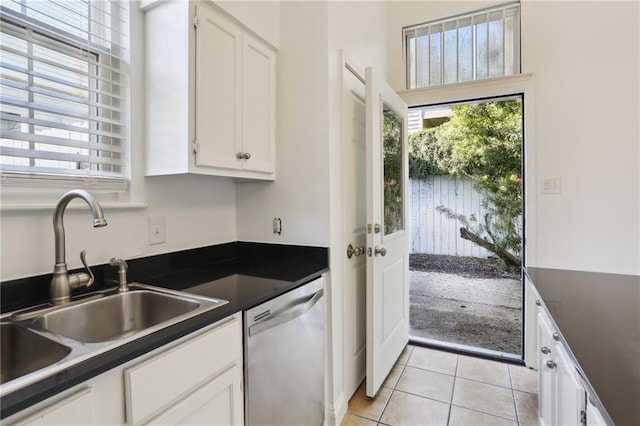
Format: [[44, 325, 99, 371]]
[[404, 2, 520, 89], [0, 0, 130, 190]]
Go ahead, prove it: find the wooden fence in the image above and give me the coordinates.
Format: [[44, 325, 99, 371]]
[[410, 176, 490, 257]]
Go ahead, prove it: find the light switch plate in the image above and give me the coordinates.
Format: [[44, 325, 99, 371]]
[[148, 216, 166, 245]]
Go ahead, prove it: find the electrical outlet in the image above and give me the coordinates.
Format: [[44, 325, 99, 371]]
[[541, 178, 562, 194], [148, 216, 166, 245], [273, 217, 282, 235]]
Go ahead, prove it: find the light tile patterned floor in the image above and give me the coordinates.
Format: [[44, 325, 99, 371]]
[[342, 345, 539, 426]]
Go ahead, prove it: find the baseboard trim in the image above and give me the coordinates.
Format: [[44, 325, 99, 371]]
[[324, 392, 347, 426]]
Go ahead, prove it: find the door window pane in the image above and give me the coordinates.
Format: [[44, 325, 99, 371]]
[[382, 104, 404, 235]]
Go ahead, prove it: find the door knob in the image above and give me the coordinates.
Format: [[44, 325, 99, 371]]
[[346, 244, 365, 259], [374, 246, 387, 257]]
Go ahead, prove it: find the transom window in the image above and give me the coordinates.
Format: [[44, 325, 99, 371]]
[[0, 0, 130, 191], [404, 2, 520, 89]]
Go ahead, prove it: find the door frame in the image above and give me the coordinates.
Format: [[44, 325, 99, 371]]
[[398, 74, 538, 367]]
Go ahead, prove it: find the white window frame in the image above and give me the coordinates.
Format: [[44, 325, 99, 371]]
[[403, 2, 521, 90], [0, 0, 130, 197]]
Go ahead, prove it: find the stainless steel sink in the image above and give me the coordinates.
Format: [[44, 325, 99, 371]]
[[32, 290, 203, 343], [1, 284, 227, 397], [0, 323, 71, 385]]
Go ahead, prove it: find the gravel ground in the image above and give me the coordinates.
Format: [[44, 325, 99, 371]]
[[410, 253, 520, 279], [409, 255, 522, 355]]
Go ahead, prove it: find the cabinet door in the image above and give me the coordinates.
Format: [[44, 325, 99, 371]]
[[195, 4, 242, 171], [125, 316, 242, 425], [555, 345, 586, 426], [146, 364, 244, 426], [241, 33, 275, 174], [586, 399, 607, 426], [537, 311, 556, 426], [10, 388, 94, 426]]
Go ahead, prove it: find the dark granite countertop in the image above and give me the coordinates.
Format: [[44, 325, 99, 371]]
[[525, 267, 640, 426], [0, 242, 328, 419]]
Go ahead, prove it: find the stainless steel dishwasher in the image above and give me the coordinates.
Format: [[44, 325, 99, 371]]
[[244, 277, 324, 425]]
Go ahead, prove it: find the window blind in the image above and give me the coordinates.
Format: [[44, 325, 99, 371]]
[[0, 0, 129, 190], [404, 2, 520, 89]]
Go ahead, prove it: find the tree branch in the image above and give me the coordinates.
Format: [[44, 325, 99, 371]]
[[459, 227, 521, 269]]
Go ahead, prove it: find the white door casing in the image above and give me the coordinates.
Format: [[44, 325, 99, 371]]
[[365, 67, 410, 397], [341, 56, 367, 400]]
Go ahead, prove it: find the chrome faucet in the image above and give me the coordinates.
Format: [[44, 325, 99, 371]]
[[50, 190, 108, 305]]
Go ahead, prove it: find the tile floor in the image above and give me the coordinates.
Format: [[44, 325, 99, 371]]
[[342, 345, 539, 426]]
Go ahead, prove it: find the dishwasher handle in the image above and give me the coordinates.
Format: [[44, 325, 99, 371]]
[[249, 289, 324, 337]]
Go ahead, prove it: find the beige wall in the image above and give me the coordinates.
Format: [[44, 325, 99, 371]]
[[521, 1, 639, 275], [235, 1, 331, 247]]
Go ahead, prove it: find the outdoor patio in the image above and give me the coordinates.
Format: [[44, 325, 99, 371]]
[[409, 255, 523, 355]]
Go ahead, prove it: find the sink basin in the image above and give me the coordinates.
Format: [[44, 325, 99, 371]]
[[0, 323, 71, 385], [32, 290, 202, 343]]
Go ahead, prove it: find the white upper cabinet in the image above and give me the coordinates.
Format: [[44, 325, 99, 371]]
[[144, 1, 276, 180]]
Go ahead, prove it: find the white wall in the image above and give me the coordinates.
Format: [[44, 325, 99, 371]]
[[0, 3, 238, 281], [521, 1, 639, 275], [235, 1, 331, 247], [385, 1, 640, 275]]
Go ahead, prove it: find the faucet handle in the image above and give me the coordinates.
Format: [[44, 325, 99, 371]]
[[68, 250, 94, 290], [110, 257, 129, 292]]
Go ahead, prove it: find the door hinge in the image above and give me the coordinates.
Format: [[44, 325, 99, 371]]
[[193, 14, 199, 29], [193, 140, 199, 154]]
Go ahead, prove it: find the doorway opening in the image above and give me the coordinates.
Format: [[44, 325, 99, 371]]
[[408, 95, 524, 360]]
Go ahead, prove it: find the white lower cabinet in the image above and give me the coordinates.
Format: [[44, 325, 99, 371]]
[[124, 315, 243, 425], [537, 310, 586, 426], [149, 364, 243, 425], [4, 314, 243, 426], [8, 387, 96, 425], [586, 399, 608, 426]]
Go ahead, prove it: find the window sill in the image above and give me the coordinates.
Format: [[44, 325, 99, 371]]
[[0, 202, 148, 212]]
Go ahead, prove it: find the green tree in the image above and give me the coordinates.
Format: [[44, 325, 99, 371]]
[[411, 100, 523, 270], [408, 127, 449, 177]]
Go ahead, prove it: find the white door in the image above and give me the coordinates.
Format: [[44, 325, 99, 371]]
[[365, 67, 409, 397], [342, 59, 368, 399]]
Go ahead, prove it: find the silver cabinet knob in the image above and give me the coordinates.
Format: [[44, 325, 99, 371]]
[[546, 360, 557, 369], [535, 299, 542, 306], [237, 152, 251, 160], [552, 332, 560, 341], [245, 152, 251, 159], [374, 246, 387, 257], [540, 346, 551, 355]]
